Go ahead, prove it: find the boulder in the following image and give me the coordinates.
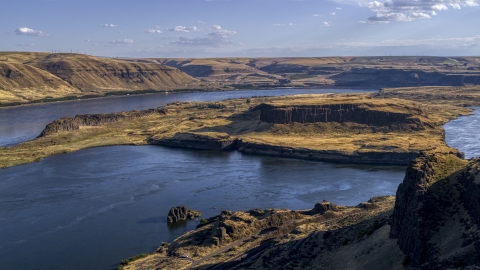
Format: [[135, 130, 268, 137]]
[[167, 206, 202, 223], [311, 200, 338, 215]]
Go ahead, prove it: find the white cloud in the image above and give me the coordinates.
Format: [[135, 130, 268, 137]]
[[14, 27, 49, 36], [273, 23, 296, 26], [107, 39, 134, 45], [16, 43, 35, 46], [167, 26, 200, 32], [323, 22, 332, 27], [101, 24, 117, 27], [146, 29, 162, 34], [171, 25, 236, 47], [331, 12, 336, 15], [363, 0, 479, 23], [313, 14, 320, 17]]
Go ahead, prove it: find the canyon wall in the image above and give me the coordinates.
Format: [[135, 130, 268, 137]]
[[390, 154, 480, 268], [257, 103, 426, 131]]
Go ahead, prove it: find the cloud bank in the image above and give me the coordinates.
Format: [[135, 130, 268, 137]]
[[107, 39, 134, 45], [101, 24, 117, 27], [15, 27, 49, 36], [167, 26, 200, 32], [171, 25, 236, 47], [363, 0, 479, 22], [146, 29, 162, 33]]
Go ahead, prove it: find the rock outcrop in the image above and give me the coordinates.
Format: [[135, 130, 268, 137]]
[[311, 200, 339, 215], [167, 206, 201, 223], [390, 153, 480, 268], [38, 108, 166, 137], [150, 132, 237, 150], [237, 140, 420, 165], [257, 103, 426, 131]]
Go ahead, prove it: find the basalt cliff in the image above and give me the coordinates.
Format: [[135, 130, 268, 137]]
[[28, 94, 463, 167]]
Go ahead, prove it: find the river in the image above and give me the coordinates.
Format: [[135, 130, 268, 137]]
[[0, 88, 373, 147], [0, 89, 478, 270]]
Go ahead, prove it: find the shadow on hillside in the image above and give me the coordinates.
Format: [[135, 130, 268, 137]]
[[191, 108, 273, 136]]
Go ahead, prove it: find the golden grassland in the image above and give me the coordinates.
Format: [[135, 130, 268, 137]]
[[0, 52, 198, 105], [0, 92, 472, 169], [376, 85, 480, 107]]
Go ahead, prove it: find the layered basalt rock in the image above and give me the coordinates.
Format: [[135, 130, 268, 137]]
[[390, 153, 480, 268], [237, 140, 419, 165], [257, 103, 426, 131], [150, 132, 237, 150], [167, 206, 201, 223], [38, 108, 166, 137]]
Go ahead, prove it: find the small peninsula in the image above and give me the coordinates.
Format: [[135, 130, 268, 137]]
[[0, 90, 472, 169]]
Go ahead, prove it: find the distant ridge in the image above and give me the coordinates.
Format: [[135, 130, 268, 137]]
[[0, 52, 198, 105]]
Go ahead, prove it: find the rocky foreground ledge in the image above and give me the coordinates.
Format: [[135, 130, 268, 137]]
[[119, 153, 480, 270]]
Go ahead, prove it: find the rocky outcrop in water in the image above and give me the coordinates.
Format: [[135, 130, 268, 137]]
[[38, 108, 166, 137], [256, 103, 426, 131], [390, 153, 480, 268], [167, 206, 201, 223]]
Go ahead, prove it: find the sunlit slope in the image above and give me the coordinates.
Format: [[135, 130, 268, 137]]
[[0, 61, 80, 103], [28, 54, 197, 92], [0, 52, 198, 105]]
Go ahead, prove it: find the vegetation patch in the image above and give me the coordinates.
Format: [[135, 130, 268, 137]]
[[290, 73, 314, 80]]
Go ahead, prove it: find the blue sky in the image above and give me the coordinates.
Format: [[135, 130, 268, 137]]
[[1, 0, 480, 57]]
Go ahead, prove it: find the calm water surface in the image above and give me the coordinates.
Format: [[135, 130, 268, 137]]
[[444, 107, 480, 159], [0, 146, 406, 270]]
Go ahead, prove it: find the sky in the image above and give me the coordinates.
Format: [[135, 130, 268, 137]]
[[1, 0, 480, 58]]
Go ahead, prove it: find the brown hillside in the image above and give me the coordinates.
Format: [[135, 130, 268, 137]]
[[0, 52, 198, 105], [28, 54, 197, 92], [0, 62, 80, 103]]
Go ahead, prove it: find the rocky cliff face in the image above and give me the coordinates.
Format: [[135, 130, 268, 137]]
[[38, 108, 166, 137], [257, 103, 426, 131], [238, 140, 419, 165], [390, 153, 480, 268], [150, 132, 238, 150], [331, 69, 477, 87]]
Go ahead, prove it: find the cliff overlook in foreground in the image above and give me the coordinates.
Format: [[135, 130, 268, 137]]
[[120, 153, 480, 270]]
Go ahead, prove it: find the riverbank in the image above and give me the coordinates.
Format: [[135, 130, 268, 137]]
[[0, 91, 470, 169], [120, 152, 480, 270]]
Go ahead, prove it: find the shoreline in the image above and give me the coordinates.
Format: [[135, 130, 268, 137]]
[[0, 86, 378, 111], [0, 92, 469, 169]]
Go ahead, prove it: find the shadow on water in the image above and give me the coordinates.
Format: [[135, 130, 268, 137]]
[[137, 216, 165, 224], [167, 220, 190, 232]]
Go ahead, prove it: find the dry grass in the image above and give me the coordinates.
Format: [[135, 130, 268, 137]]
[[0, 93, 470, 169], [376, 86, 480, 107]]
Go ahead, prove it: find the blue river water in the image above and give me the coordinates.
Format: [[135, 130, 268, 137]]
[[0, 89, 477, 270]]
